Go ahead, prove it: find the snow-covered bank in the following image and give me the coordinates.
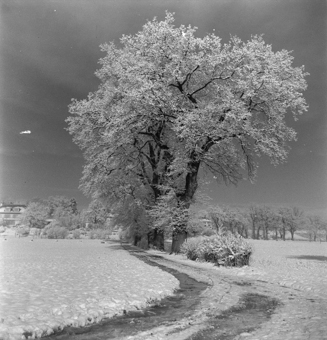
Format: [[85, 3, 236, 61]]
[[0, 238, 179, 340]]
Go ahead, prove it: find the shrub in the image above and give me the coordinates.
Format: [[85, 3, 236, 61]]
[[72, 229, 81, 239], [89, 230, 96, 239], [89, 229, 111, 239], [181, 233, 252, 267], [17, 226, 30, 237], [180, 236, 205, 261], [47, 226, 69, 239]]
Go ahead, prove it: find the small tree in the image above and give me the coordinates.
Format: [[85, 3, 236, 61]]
[[84, 199, 111, 228], [288, 207, 304, 240], [207, 206, 225, 234], [278, 208, 288, 241], [248, 206, 261, 239], [222, 207, 249, 237], [20, 202, 50, 229], [278, 207, 304, 241], [306, 215, 323, 241], [47, 196, 78, 217], [322, 220, 327, 242], [234, 210, 250, 238], [270, 209, 282, 240]]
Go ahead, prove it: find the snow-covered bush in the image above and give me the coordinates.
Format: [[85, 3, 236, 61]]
[[44, 221, 68, 239], [46, 226, 68, 239], [180, 236, 205, 261], [89, 229, 111, 239], [17, 225, 30, 237], [181, 233, 252, 267]]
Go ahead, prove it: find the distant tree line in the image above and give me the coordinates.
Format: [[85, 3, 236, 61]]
[[196, 205, 327, 242], [108, 198, 327, 250], [10, 194, 326, 244]]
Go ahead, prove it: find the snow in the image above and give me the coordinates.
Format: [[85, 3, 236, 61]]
[[0, 238, 179, 339]]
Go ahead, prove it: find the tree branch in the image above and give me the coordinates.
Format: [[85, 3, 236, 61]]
[[189, 71, 236, 97], [138, 131, 169, 150]]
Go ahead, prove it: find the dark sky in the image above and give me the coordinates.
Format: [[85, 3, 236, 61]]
[[0, 0, 326, 214]]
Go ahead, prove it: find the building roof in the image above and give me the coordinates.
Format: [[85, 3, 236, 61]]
[[0, 204, 27, 208]]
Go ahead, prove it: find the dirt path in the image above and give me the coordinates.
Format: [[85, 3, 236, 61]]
[[121, 245, 281, 340], [121, 243, 327, 340], [48, 243, 285, 340]]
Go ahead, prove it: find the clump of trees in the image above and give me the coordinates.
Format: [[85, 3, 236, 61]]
[[20, 201, 50, 229], [305, 215, 327, 242], [248, 205, 299, 241], [67, 12, 308, 252], [18, 196, 113, 239], [20, 196, 79, 230]]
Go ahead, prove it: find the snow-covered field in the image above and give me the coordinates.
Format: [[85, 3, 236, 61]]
[[0, 237, 179, 340], [226, 239, 327, 294], [248, 239, 327, 267]]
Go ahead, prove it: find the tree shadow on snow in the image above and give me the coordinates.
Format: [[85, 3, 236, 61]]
[[288, 255, 327, 262]]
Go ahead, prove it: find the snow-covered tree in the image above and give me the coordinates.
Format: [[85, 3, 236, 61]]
[[278, 206, 304, 241], [83, 199, 111, 228], [306, 215, 324, 242], [47, 196, 78, 217], [20, 202, 50, 229], [67, 12, 308, 252]]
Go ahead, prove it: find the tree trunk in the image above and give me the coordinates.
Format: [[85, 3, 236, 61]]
[[170, 159, 200, 254], [148, 228, 165, 250], [252, 222, 256, 239], [256, 226, 261, 239], [170, 229, 187, 254], [290, 230, 294, 240], [133, 234, 141, 246], [239, 225, 247, 238], [264, 225, 269, 240]]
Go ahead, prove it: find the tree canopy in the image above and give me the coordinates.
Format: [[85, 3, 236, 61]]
[[20, 202, 50, 229], [83, 199, 111, 227], [47, 196, 78, 217], [67, 12, 308, 251]]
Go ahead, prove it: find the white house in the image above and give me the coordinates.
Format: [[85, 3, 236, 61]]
[[0, 204, 26, 226]]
